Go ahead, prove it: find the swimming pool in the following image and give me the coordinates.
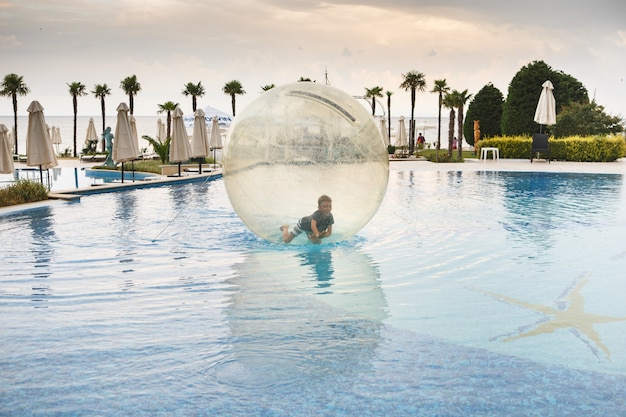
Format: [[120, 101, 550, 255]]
[[1, 167, 160, 191], [1, 168, 625, 415]]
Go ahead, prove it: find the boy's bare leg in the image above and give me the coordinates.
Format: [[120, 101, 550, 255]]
[[280, 224, 294, 243]]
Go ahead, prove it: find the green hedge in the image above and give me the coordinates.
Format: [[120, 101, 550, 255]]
[[477, 135, 626, 162]]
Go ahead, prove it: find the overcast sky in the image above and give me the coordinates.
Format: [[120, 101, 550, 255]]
[[1, 0, 624, 118]]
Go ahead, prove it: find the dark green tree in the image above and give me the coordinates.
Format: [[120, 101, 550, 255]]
[[443, 91, 461, 158], [92, 83, 111, 152], [120, 75, 141, 115], [399, 70, 427, 154], [364, 86, 383, 116], [455, 89, 472, 160], [182, 81, 205, 112], [501, 60, 588, 136], [386, 90, 393, 141], [431, 79, 450, 155], [67, 81, 87, 157], [0, 73, 30, 154], [157, 101, 179, 139], [222, 80, 246, 116], [554, 101, 624, 137], [463, 83, 505, 145]]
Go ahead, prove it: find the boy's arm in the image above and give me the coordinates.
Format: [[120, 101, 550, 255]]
[[310, 219, 321, 238], [321, 224, 332, 238]]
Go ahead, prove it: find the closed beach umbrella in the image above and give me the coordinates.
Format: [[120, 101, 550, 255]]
[[113, 103, 139, 162], [129, 115, 139, 154], [0, 124, 14, 174], [191, 109, 209, 173], [113, 102, 139, 182], [191, 109, 209, 158], [51, 126, 62, 154], [379, 117, 389, 147], [209, 116, 223, 168], [534, 80, 556, 133], [169, 106, 192, 176], [396, 116, 408, 148], [26, 100, 58, 184], [156, 118, 165, 142], [84, 117, 99, 148]]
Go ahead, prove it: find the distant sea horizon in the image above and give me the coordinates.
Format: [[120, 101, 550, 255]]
[[0, 114, 457, 155]]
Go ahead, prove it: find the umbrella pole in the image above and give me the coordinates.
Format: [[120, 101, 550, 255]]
[[213, 149, 216, 169], [132, 161, 135, 182], [39, 165, 43, 184], [199, 161, 202, 174], [121, 162, 125, 183], [178, 162, 181, 176]]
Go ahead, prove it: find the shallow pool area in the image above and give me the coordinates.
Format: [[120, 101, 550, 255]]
[[1, 168, 625, 415], [0, 167, 160, 191]]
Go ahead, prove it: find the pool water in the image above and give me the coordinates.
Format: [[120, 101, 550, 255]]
[[1, 167, 159, 191], [1, 170, 625, 416]]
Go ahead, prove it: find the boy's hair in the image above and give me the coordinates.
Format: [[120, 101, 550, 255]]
[[318, 194, 332, 206]]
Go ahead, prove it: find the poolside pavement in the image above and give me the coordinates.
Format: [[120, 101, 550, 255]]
[[389, 156, 626, 175], [27, 156, 626, 175]]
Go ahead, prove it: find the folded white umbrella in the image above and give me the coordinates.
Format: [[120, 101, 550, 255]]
[[209, 116, 223, 168], [534, 80, 556, 133], [0, 124, 14, 174], [191, 108, 209, 158], [26, 101, 58, 170], [169, 106, 192, 176], [51, 126, 62, 145], [396, 116, 408, 147], [85, 117, 99, 146], [169, 106, 192, 163], [113, 102, 139, 163], [129, 115, 139, 151], [156, 118, 166, 142], [379, 117, 389, 146]]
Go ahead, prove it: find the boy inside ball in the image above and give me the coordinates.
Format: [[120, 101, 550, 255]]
[[281, 195, 334, 244]]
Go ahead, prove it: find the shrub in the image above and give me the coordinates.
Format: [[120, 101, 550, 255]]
[[0, 180, 48, 207], [476, 135, 626, 161]]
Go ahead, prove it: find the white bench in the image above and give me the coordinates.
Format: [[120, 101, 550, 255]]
[[480, 147, 499, 161]]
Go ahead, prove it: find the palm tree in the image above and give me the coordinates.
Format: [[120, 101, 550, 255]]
[[157, 101, 179, 139], [120, 74, 141, 115], [261, 84, 276, 92], [0, 73, 30, 154], [142, 135, 171, 164], [431, 79, 450, 155], [182, 81, 205, 112], [386, 91, 393, 142], [92, 83, 111, 152], [443, 92, 460, 158], [222, 80, 246, 116], [399, 70, 427, 154], [67, 81, 87, 157], [364, 86, 384, 116], [455, 89, 472, 160]]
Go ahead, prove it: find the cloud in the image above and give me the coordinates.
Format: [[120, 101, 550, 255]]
[[0, 34, 21, 47], [0, 0, 624, 117], [616, 30, 626, 48]]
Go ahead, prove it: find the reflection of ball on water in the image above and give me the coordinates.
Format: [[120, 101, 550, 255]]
[[223, 82, 389, 244]]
